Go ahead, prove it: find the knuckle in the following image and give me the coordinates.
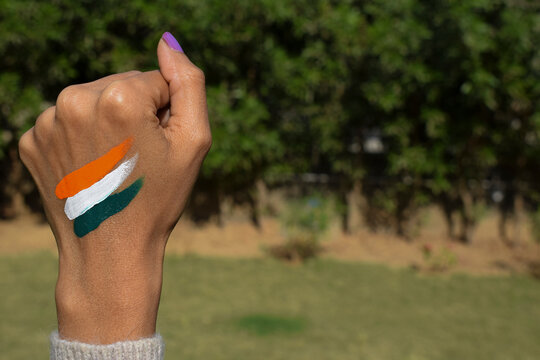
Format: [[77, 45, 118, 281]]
[[125, 70, 142, 77], [18, 130, 33, 159], [57, 86, 80, 110], [126, 76, 147, 91], [98, 81, 132, 111], [193, 129, 212, 153], [56, 85, 77, 107], [56, 85, 89, 121], [34, 108, 55, 135], [179, 66, 206, 86], [97, 81, 134, 121]]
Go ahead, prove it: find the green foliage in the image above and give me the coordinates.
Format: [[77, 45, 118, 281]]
[[203, 85, 280, 189], [268, 195, 331, 262], [1, 0, 539, 238], [281, 195, 331, 239], [421, 243, 458, 272]]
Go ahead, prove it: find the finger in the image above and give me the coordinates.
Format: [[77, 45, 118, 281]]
[[85, 71, 142, 92], [157, 33, 211, 148], [31, 107, 61, 170], [19, 126, 37, 167], [96, 71, 170, 125], [33, 106, 57, 146], [55, 72, 142, 124], [121, 70, 170, 112]]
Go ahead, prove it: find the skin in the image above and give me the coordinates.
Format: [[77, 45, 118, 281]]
[[18, 38, 211, 344]]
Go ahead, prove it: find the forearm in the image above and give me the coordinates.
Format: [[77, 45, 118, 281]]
[[51, 250, 165, 359], [55, 243, 165, 343]]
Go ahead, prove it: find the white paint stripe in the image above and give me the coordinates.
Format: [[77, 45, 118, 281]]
[[64, 154, 139, 220]]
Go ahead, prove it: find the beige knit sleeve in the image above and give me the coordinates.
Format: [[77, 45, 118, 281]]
[[49, 331, 165, 360]]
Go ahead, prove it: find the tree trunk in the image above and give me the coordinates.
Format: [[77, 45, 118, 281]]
[[458, 180, 475, 244], [345, 180, 365, 234]]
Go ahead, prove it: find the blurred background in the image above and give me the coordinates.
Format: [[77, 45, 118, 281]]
[[1, 0, 539, 359]]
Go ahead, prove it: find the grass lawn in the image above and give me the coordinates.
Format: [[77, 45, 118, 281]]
[[1, 252, 539, 359]]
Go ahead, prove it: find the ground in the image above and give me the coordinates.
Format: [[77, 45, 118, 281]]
[[2, 252, 540, 360], [1, 207, 539, 276], [2, 209, 540, 359]]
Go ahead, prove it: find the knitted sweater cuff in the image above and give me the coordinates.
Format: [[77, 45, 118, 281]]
[[49, 331, 165, 360]]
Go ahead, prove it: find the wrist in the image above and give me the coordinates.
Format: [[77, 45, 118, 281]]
[[55, 244, 165, 344]]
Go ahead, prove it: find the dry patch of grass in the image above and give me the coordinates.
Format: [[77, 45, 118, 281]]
[[2, 209, 540, 276]]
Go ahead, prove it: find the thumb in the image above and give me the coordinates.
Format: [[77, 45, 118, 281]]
[[157, 32, 210, 152]]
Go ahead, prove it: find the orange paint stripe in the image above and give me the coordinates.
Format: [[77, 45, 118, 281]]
[[55, 137, 133, 199]]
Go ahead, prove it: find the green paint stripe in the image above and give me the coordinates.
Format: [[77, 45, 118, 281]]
[[73, 177, 144, 237]]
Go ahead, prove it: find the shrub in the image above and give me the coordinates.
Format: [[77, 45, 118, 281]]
[[421, 243, 458, 272], [267, 195, 331, 262]]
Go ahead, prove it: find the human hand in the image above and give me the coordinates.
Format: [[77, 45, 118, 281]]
[[18, 32, 211, 344]]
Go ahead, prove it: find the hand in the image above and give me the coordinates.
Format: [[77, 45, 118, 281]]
[[18, 33, 211, 344]]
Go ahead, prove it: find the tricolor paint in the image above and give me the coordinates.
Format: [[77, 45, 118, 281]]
[[55, 137, 143, 237]]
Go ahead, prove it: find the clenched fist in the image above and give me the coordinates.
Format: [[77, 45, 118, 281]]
[[18, 33, 211, 344]]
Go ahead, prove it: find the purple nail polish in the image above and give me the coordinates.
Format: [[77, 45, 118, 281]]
[[162, 32, 184, 53]]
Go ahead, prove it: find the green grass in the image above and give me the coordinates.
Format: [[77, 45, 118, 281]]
[[1, 252, 540, 359], [234, 314, 307, 336]]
